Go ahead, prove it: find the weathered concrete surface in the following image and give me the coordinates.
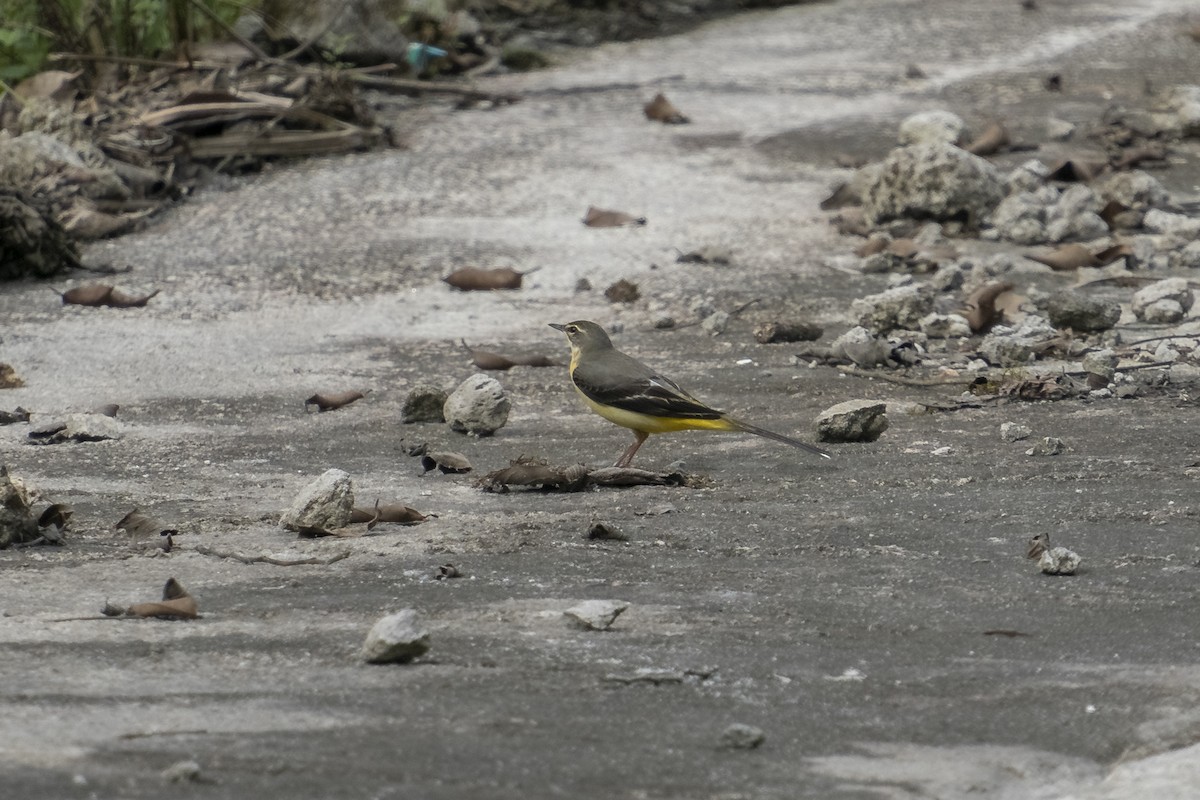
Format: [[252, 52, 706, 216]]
[[3, 1, 1200, 798]]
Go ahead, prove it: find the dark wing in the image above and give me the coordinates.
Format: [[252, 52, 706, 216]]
[[572, 352, 723, 420]]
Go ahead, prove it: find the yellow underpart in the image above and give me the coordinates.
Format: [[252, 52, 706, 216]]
[[575, 386, 735, 434]]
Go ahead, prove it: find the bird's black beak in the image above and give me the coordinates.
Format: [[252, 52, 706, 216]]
[[548, 323, 566, 332]]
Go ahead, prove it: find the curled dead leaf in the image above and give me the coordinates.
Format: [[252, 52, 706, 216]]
[[297, 525, 360, 538], [1099, 199, 1131, 229], [1025, 243, 1100, 271], [350, 501, 430, 528], [1046, 157, 1106, 183], [116, 509, 179, 538], [583, 206, 647, 228], [962, 121, 1010, 156], [304, 390, 366, 412], [13, 69, 81, 101], [643, 92, 689, 124], [753, 321, 824, 344], [38, 503, 73, 530], [961, 281, 1015, 333], [435, 563, 461, 580], [421, 452, 473, 474], [854, 236, 889, 257], [122, 577, 199, 620], [819, 182, 861, 211], [1111, 144, 1166, 170], [443, 266, 528, 291], [1026, 242, 1130, 272], [1027, 533, 1050, 559], [479, 461, 590, 493], [461, 341, 559, 370], [59, 284, 159, 308]]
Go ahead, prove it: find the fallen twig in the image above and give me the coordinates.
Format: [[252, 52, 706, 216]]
[[835, 365, 976, 387], [194, 545, 351, 566]]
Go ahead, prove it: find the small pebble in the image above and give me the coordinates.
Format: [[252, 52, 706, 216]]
[[1039, 547, 1081, 575], [1000, 422, 1032, 443], [1026, 436, 1065, 456], [720, 723, 765, 750]]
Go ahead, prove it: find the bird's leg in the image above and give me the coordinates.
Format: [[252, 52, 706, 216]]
[[614, 431, 649, 468]]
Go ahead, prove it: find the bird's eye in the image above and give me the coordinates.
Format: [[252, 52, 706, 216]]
[[567, 325, 578, 333]]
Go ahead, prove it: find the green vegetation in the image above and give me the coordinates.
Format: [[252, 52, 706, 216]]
[[0, 0, 250, 83]]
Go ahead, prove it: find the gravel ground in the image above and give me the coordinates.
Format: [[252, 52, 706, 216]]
[[3, 1, 1200, 798]]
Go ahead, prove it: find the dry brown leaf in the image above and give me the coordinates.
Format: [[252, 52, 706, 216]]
[[886, 238, 920, 259], [962, 121, 1010, 156], [961, 281, 1015, 333], [296, 525, 361, 538], [479, 461, 590, 492], [421, 452, 473, 474], [443, 267, 527, 291], [1026, 533, 1050, 559], [461, 341, 558, 370], [583, 206, 647, 227], [1099, 199, 1131, 229], [1024, 243, 1100, 271], [1092, 243, 1133, 266], [819, 181, 861, 210], [123, 578, 199, 620], [13, 70, 81, 101], [115, 509, 178, 538], [854, 236, 889, 257], [1112, 144, 1166, 170], [350, 501, 429, 528], [38, 503, 73, 530], [753, 321, 824, 344], [304, 390, 366, 412], [1046, 157, 1106, 183], [830, 207, 870, 237], [59, 284, 158, 308], [643, 92, 689, 124]]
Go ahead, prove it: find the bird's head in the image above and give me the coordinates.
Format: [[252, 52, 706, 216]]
[[549, 320, 612, 352]]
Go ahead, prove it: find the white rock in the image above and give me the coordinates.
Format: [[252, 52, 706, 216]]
[[862, 142, 1005, 227], [361, 609, 431, 663], [920, 312, 971, 338], [1000, 422, 1032, 443], [1099, 170, 1170, 210], [897, 110, 965, 146], [1005, 159, 1051, 194], [444, 373, 511, 436], [720, 723, 766, 749], [1026, 437, 1066, 457], [816, 399, 889, 443], [850, 284, 934, 333], [989, 192, 1046, 244], [279, 468, 354, 531], [1045, 117, 1076, 140], [1039, 546, 1081, 575], [564, 599, 629, 631], [830, 326, 891, 367], [1082, 349, 1118, 380], [1143, 209, 1200, 237], [1131, 278, 1194, 323]]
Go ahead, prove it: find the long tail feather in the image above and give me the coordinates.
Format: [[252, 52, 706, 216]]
[[728, 419, 832, 459]]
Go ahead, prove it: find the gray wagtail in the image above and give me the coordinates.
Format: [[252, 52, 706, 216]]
[[550, 320, 831, 467]]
